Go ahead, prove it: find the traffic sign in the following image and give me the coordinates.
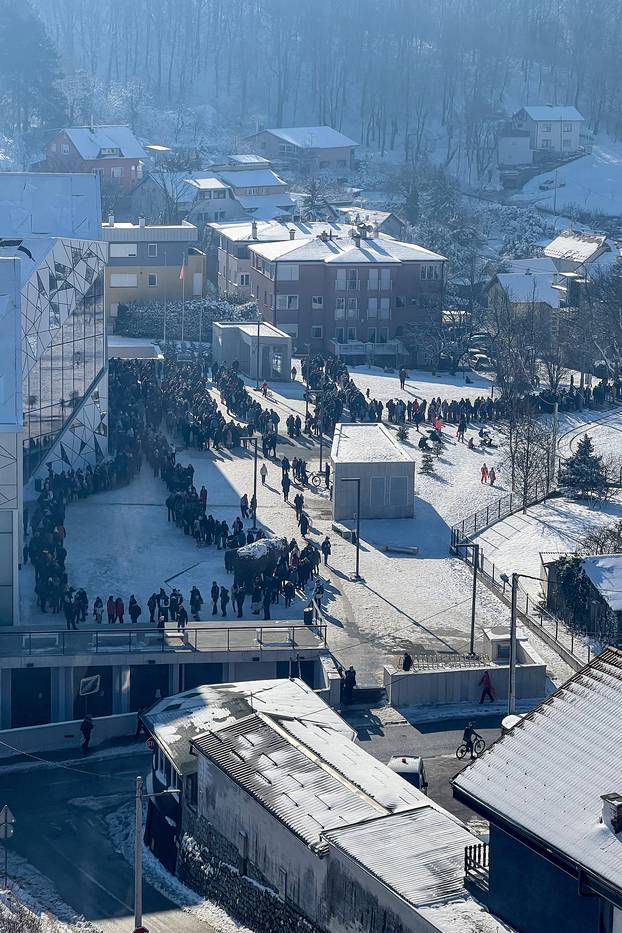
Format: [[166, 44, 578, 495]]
[[146, 738, 155, 751], [79, 674, 101, 697]]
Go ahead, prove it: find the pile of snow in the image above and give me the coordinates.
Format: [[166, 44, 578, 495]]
[[1, 852, 97, 932]]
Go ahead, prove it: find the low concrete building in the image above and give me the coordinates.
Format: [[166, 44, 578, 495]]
[[101, 215, 205, 328], [331, 423, 415, 522], [244, 125, 358, 173], [176, 699, 508, 933], [212, 321, 292, 382]]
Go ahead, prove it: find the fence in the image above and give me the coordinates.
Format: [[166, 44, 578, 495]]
[[450, 481, 551, 550], [0, 623, 328, 658], [459, 546, 593, 671]]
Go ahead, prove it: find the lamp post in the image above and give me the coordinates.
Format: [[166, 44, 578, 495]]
[[256, 312, 261, 390], [499, 570, 541, 714], [133, 776, 179, 933], [456, 541, 480, 656], [240, 436, 259, 529], [340, 477, 361, 580]]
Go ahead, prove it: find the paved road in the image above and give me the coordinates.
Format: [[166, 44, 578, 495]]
[[0, 750, 216, 933], [341, 707, 503, 830]]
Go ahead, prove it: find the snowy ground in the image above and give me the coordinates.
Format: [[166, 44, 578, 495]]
[[2, 854, 98, 932], [472, 494, 622, 602], [513, 139, 622, 218]]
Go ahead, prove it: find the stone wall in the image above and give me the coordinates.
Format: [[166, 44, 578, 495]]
[[177, 815, 322, 933]]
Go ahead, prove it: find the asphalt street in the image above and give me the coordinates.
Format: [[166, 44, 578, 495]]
[[0, 748, 216, 933]]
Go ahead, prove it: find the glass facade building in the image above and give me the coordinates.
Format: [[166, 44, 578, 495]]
[[16, 237, 108, 482]]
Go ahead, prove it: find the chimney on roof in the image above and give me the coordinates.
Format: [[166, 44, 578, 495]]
[[319, 230, 328, 242], [251, 220, 258, 240], [601, 794, 622, 834], [107, 212, 115, 227], [354, 234, 361, 249], [289, 228, 296, 240], [373, 223, 379, 238], [138, 213, 146, 228]]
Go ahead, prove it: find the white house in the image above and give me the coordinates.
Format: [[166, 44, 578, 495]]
[[513, 106, 585, 155]]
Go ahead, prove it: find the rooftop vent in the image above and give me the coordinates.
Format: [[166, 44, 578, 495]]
[[251, 220, 258, 240], [601, 793, 622, 834], [107, 212, 115, 227], [289, 228, 296, 240]]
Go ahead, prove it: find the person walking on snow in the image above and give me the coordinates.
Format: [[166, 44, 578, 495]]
[[480, 463, 489, 484], [211, 581, 220, 616], [489, 467, 496, 486], [479, 670, 495, 704], [321, 536, 332, 566], [282, 473, 291, 502], [80, 714, 93, 754], [260, 463, 268, 485]]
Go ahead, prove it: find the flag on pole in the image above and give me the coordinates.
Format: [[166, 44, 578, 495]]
[[179, 261, 185, 280]]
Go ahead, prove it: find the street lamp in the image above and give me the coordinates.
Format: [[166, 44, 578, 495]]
[[499, 570, 541, 714], [455, 541, 480, 656], [255, 312, 262, 390], [134, 775, 179, 933], [340, 477, 361, 580], [239, 436, 259, 529]]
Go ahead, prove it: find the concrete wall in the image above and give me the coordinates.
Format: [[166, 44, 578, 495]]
[[0, 711, 136, 760], [384, 657, 546, 707], [332, 460, 415, 522]]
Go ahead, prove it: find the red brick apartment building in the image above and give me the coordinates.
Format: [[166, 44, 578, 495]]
[[248, 223, 446, 362]]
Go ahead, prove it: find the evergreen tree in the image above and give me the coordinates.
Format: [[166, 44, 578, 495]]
[[420, 452, 435, 474], [559, 434, 608, 499], [0, 1, 66, 133]]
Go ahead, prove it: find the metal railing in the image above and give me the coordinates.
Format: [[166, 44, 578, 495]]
[[0, 622, 328, 659], [450, 481, 551, 550], [407, 652, 488, 670], [464, 843, 489, 893]]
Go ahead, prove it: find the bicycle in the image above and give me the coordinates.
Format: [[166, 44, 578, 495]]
[[456, 733, 486, 760]]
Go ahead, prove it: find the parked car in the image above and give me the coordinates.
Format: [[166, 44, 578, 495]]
[[387, 755, 428, 793]]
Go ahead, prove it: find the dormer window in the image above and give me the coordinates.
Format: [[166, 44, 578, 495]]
[[98, 147, 122, 157]]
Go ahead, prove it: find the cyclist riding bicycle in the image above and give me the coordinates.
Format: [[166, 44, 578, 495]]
[[463, 721, 477, 760]]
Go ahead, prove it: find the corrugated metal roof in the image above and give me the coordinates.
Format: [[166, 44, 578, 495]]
[[248, 232, 446, 264], [219, 169, 287, 188], [324, 808, 475, 906], [259, 126, 358, 149], [453, 648, 622, 891], [544, 229, 608, 263], [193, 713, 387, 849]]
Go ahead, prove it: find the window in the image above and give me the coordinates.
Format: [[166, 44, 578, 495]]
[[542, 139, 553, 149], [563, 122, 573, 133], [50, 143, 57, 153], [311, 325, 323, 339], [278, 868, 288, 899], [239, 832, 249, 876], [563, 139, 571, 149], [61, 143, 70, 154], [368, 326, 377, 343], [347, 297, 358, 319], [396, 295, 406, 308], [368, 269, 379, 290], [335, 326, 345, 343], [109, 273, 138, 287], [319, 160, 330, 169], [347, 326, 357, 341], [147, 243, 158, 258], [420, 264, 440, 281], [279, 143, 295, 155], [380, 268, 391, 289], [111, 166, 123, 178], [541, 123, 552, 132], [276, 294, 299, 310], [214, 211, 226, 221], [186, 773, 198, 809], [335, 297, 346, 319], [336, 268, 358, 290], [379, 297, 390, 319], [312, 296, 323, 309], [239, 273, 250, 286], [109, 243, 138, 258], [367, 297, 378, 317], [148, 273, 158, 287], [379, 326, 389, 343], [279, 263, 299, 281]]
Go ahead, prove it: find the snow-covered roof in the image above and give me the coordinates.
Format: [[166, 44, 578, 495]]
[[209, 219, 350, 243], [453, 647, 622, 892], [260, 125, 358, 150], [219, 169, 287, 189], [249, 231, 446, 264], [324, 808, 477, 907], [333, 207, 405, 229], [193, 711, 427, 850], [233, 194, 296, 219], [185, 175, 230, 191], [581, 555, 622, 611], [331, 422, 414, 464], [214, 321, 290, 341], [519, 106, 584, 123], [101, 220, 198, 242], [495, 272, 562, 307], [0, 173, 102, 240], [504, 257, 557, 274], [228, 153, 270, 165], [544, 229, 608, 263], [143, 678, 353, 775], [64, 125, 148, 160]]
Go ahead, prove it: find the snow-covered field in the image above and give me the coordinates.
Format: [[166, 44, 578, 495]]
[[515, 140, 622, 218], [473, 494, 622, 601]]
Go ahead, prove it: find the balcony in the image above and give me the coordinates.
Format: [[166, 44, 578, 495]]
[[464, 842, 489, 895]]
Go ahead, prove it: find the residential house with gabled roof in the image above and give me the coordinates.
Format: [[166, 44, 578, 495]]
[[513, 106, 585, 156], [37, 125, 148, 191], [244, 125, 358, 172], [453, 647, 622, 933]]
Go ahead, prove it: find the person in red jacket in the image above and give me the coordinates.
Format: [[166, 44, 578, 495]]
[[106, 595, 115, 624], [479, 670, 495, 704], [115, 596, 125, 623]]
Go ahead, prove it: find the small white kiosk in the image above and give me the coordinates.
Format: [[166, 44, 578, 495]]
[[331, 423, 415, 522], [212, 321, 291, 381]]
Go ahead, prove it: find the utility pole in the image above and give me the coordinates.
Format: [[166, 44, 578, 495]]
[[133, 776, 147, 933], [470, 543, 479, 656], [508, 573, 518, 715]]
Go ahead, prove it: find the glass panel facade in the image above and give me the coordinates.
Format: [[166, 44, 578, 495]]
[[22, 268, 105, 480]]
